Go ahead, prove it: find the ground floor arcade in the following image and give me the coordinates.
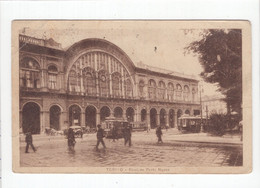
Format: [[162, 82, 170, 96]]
[[19, 96, 200, 134]]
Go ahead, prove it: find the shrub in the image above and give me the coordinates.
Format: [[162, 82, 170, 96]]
[[208, 113, 228, 136]]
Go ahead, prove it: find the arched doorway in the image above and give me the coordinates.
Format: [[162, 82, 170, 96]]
[[69, 105, 81, 126], [185, 110, 190, 115], [114, 107, 123, 118], [100, 106, 110, 122], [85, 106, 96, 128], [141, 109, 147, 122], [177, 109, 182, 119], [22, 102, 41, 134], [169, 109, 175, 128], [50, 105, 61, 130], [150, 108, 157, 129], [126, 107, 135, 122], [160, 109, 166, 127]]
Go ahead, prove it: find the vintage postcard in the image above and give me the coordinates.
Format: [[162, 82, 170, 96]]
[[12, 20, 251, 173]]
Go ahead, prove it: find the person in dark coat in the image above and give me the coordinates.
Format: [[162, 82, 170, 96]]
[[156, 125, 163, 143], [67, 128, 76, 151], [96, 124, 106, 150], [111, 125, 118, 142], [25, 132, 36, 153], [123, 124, 132, 147]]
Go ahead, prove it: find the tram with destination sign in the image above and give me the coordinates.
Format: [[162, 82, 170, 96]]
[[177, 115, 207, 133]]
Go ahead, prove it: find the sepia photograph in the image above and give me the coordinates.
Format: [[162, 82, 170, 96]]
[[12, 21, 251, 173]]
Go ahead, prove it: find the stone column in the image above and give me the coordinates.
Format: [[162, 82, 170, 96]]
[[42, 69, 48, 92], [60, 111, 66, 130], [147, 112, 151, 129], [123, 109, 126, 120], [96, 112, 100, 127], [174, 110, 178, 128], [166, 112, 169, 127], [134, 111, 138, 127], [156, 113, 160, 126], [41, 111, 49, 134], [81, 112, 85, 127]]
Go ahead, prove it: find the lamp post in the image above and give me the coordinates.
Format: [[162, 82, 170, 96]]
[[199, 82, 204, 132]]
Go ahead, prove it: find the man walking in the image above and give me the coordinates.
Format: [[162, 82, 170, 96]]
[[96, 124, 106, 150], [156, 125, 163, 143], [123, 124, 132, 147], [25, 132, 36, 153], [67, 127, 76, 151]]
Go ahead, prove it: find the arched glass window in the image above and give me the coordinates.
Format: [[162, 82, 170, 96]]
[[68, 70, 77, 92], [148, 79, 156, 99], [83, 67, 96, 95], [125, 79, 133, 98], [99, 70, 109, 97], [168, 82, 174, 101], [183, 85, 190, 101], [112, 72, 121, 97], [139, 80, 145, 98], [176, 84, 182, 101], [48, 65, 58, 90], [20, 57, 40, 88], [158, 81, 166, 100]]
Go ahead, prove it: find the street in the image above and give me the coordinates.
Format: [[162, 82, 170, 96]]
[[20, 129, 242, 167]]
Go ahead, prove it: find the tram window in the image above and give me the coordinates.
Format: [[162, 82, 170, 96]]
[[190, 120, 195, 125]]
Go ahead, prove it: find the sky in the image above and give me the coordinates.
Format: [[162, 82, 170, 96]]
[[19, 21, 220, 96]]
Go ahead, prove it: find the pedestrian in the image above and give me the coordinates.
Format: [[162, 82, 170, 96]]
[[123, 124, 132, 147], [111, 125, 118, 142], [25, 132, 36, 153], [156, 125, 163, 143], [96, 124, 106, 150], [67, 127, 76, 151]]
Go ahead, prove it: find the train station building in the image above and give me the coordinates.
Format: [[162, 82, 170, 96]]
[[19, 34, 201, 134]]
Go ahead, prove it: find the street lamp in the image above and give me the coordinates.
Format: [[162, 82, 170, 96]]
[[199, 82, 204, 132]]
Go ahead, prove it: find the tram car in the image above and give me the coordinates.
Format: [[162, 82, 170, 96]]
[[177, 115, 207, 133], [102, 117, 129, 139]]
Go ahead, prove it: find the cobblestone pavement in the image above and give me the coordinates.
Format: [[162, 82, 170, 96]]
[[20, 130, 242, 167]]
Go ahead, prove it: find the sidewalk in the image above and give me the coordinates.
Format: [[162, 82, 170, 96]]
[[166, 132, 242, 145], [147, 128, 242, 146]]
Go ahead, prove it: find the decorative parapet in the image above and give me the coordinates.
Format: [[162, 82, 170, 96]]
[[19, 34, 62, 50]]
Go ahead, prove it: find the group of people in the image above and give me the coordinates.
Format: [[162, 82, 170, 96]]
[[24, 124, 164, 153], [66, 123, 133, 152]]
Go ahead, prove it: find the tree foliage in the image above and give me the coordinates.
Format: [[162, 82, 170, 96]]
[[185, 29, 242, 118]]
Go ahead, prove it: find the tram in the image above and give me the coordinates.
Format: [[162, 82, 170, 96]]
[[102, 117, 128, 139], [177, 115, 207, 133]]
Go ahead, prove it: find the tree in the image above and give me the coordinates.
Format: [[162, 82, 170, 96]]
[[185, 29, 242, 119]]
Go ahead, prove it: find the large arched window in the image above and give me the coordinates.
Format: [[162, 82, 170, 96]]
[[148, 79, 156, 99], [48, 65, 58, 90], [68, 70, 78, 92], [83, 67, 96, 95], [183, 85, 190, 101], [99, 70, 109, 97], [176, 84, 182, 101], [112, 72, 121, 97], [139, 80, 145, 98], [125, 79, 133, 98], [20, 57, 40, 88], [167, 82, 174, 101], [158, 81, 166, 100]]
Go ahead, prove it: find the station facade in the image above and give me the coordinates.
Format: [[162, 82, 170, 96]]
[[19, 34, 201, 134]]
